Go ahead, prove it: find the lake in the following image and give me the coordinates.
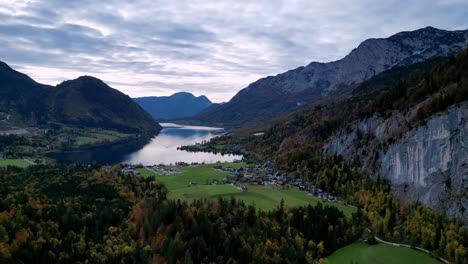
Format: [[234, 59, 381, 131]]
[[50, 123, 243, 165]]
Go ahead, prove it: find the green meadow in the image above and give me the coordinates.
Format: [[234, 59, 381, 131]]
[[327, 242, 441, 264], [73, 130, 131, 147], [140, 162, 356, 215], [0, 159, 31, 168]]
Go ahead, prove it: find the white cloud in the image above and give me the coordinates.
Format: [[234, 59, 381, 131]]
[[0, 0, 466, 102]]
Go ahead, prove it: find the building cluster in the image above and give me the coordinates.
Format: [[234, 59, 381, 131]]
[[122, 161, 337, 203], [175, 161, 203, 166], [121, 165, 140, 176]]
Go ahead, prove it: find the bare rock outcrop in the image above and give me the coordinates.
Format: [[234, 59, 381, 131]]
[[323, 102, 468, 221]]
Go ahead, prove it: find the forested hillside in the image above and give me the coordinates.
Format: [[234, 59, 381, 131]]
[[0, 62, 161, 135]]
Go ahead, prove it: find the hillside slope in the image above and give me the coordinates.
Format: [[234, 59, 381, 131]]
[[0, 61, 52, 125], [248, 49, 468, 220], [0, 62, 161, 135], [192, 27, 468, 127]]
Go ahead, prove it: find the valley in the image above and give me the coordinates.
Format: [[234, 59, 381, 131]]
[[0, 21, 466, 264]]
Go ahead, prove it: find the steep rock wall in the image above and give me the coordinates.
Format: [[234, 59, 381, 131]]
[[323, 102, 467, 221]]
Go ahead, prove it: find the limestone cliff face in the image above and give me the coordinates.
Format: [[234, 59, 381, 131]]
[[323, 102, 467, 221]]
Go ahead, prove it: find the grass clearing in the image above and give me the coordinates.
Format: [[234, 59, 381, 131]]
[[0, 159, 31, 168], [143, 162, 356, 215], [136, 167, 156, 178], [233, 185, 355, 215], [327, 242, 441, 264], [75, 136, 101, 145], [73, 130, 131, 146], [169, 185, 242, 200], [168, 184, 354, 215], [156, 162, 247, 190]]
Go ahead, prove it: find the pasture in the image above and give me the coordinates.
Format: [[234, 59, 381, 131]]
[[141, 162, 356, 215], [0, 159, 31, 168], [327, 242, 441, 264]]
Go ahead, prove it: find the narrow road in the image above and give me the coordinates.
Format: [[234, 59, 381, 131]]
[[367, 228, 450, 263], [23, 159, 36, 165]]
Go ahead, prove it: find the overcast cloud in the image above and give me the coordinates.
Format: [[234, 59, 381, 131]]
[[0, 0, 467, 102]]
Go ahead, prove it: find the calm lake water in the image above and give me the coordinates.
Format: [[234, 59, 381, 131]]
[[50, 123, 242, 165]]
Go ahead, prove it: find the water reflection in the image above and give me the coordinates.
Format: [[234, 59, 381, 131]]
[[123, 123, 241, 165], [50, 124, 242, 165]]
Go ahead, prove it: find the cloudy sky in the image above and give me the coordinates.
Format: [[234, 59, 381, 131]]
[[0, 0, 467, 102]]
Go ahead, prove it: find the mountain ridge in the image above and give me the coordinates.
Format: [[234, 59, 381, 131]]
[[133, 92, 213, 120], [191, 26, 468, 127], [244, 48, 468, 220], [0, 62, 161, 135]]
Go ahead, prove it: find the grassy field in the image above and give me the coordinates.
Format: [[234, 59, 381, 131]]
[[75, 136, 100, 145], [136, 167, 157, 178], [143, 162, 356, 215], [0, 159, 31, 168], [170, 185, 242, 200], [327, 242, 441, 264], [169, 184, 355, 215], [147, 163, 247, 189], [73, 130, 131, 146]]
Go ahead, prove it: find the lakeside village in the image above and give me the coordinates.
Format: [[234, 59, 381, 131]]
[[122, 160, 338, 203]]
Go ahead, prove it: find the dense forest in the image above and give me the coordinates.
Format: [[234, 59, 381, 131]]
[[0, 164, 363, 263], [0, 161, 466, 263]]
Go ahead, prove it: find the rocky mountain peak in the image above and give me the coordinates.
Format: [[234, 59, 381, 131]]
[[266, 26, 468, 95], [191, 27, 468, 127], [0, 61, 13, 71]]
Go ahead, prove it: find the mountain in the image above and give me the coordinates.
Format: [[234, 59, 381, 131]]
[[0, 62, 161, 134], [50, 76, 161, 134], [248, 48, 468, 220], [192, 27, 468, 127], [0, 61, 52, 124], [133, 92, 213, 120]]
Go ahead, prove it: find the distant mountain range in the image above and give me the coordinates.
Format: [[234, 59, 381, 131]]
[[191, 26, 468, 127], [133, 92, 213, 120], [0, 62, 161, 135]]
